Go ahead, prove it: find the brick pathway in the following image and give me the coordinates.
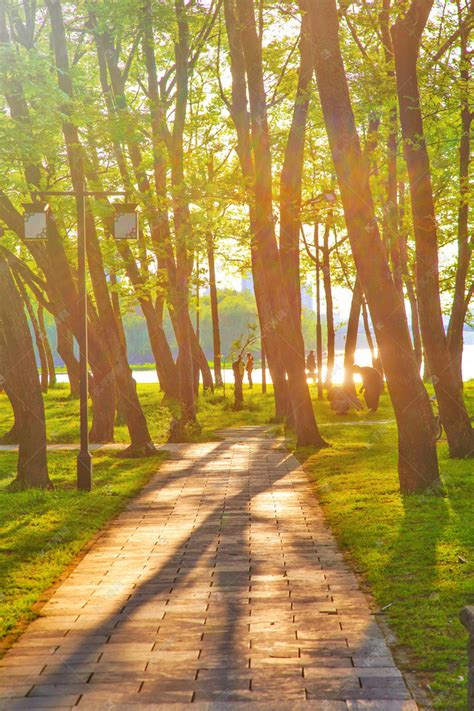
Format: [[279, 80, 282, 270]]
[[0, 427, 417, 710]]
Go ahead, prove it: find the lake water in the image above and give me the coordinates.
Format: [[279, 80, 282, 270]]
[[56, 341, 474, 385]]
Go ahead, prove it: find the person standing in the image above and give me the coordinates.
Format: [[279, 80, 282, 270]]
[[352, 364, 384, 412]]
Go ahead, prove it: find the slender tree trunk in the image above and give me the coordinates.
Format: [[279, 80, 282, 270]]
[[315, 225, 323, 400], [447, 0, 473, 391], [115, 242, 178, 399], [108, 270, 128, 425], [344, 278, 362, 396], [232, 360, 244, 410], [223, 0, 292, 425], [56, 317, 80, 398], [392, 0, 473, 457], [93, 22, 179, 402], [322, 222, 335, 387], [361, 298, 376, 363], [308, 0, 441, 493], [188, 316, 214, 392], [15, 278, 49, 394], [162, 0, 201, 429], [261, 343, 267, 394], [235, 0, 326, 446], [398, 182, 423, 371], [406, 283, 423, 372], [109, 271, 127, 353], [379, 0, 403, 296], [38, 306, 56, 388], [207, 236, 223, 386], [0, 254, 52, 489]]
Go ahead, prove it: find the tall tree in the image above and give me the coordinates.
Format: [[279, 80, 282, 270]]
[[224, 0, 326, 446], [207, 233, 223, 386], [447, 0, 473, 390], [391, 0, 474, 458], [307, 0, 441, 493]]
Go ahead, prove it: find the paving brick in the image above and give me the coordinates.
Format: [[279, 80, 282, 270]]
[[0, 427, 417, 707]]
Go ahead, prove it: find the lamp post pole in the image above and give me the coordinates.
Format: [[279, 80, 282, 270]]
[[26, 189, 131, 491], [76, 188, 91, 490]]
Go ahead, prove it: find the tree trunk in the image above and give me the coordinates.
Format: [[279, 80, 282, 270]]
[[164, 0, 200, 429], [261, 343, 267, 394], [398, 182, 423, 371], [38, 306, 56, 388], [379, 0, 403, 296], [315, 225, 323, 400], [344, 278, 362, 396], [392, 0, 473, 458], [188, 315, 214, 392], [0, 254, 52, 489], [56, 317, 80, 398], [108, 270, 127, 425], [114, 242, 179, 399], [447, 0, 473, 392], [141, 297, 178, 399], [223, 0, 293, 426], [15, 278, 49, 394], [235, 0, 326, 446], [207, 236, 223, 386], [308, 0, 441, 493], [93, 20, 179, 402], [361, 298, 376, 364], [322, 222, 335, 387], [232, 360, 244, 410]]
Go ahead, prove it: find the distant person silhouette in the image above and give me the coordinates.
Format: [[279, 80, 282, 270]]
[[306, 350, 316, 382], [245, 352, 254, 388], [352, 364, 384, 412]]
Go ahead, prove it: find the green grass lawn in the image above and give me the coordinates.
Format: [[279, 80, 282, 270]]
[[0, 380, 397, 444], [0, 380, 473, 708], [297, 382, 474, 710], [0, 452, 166, 644]]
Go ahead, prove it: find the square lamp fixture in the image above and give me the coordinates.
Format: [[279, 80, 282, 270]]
[[114, 204, 139, 240], [23, 203, 49, 241]]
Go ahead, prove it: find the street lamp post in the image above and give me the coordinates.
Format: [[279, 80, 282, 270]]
[[23, 190, 138, 491]]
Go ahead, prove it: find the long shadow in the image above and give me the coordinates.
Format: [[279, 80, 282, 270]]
[[382, 492, 449, 706], [14, 428, 299, 701]]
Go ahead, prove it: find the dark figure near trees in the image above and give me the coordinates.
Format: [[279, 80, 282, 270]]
[[327, 386, 363, 415], [306, 350, 316, 382], [246, 352, 254, 388], [352, 364, 384, 412]]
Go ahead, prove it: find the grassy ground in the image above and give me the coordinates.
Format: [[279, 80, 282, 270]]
[[0, 452, 166, 643], [297, 381, 474, 710], [0, 381, 473, 708], [0, 380, 396, 444]]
